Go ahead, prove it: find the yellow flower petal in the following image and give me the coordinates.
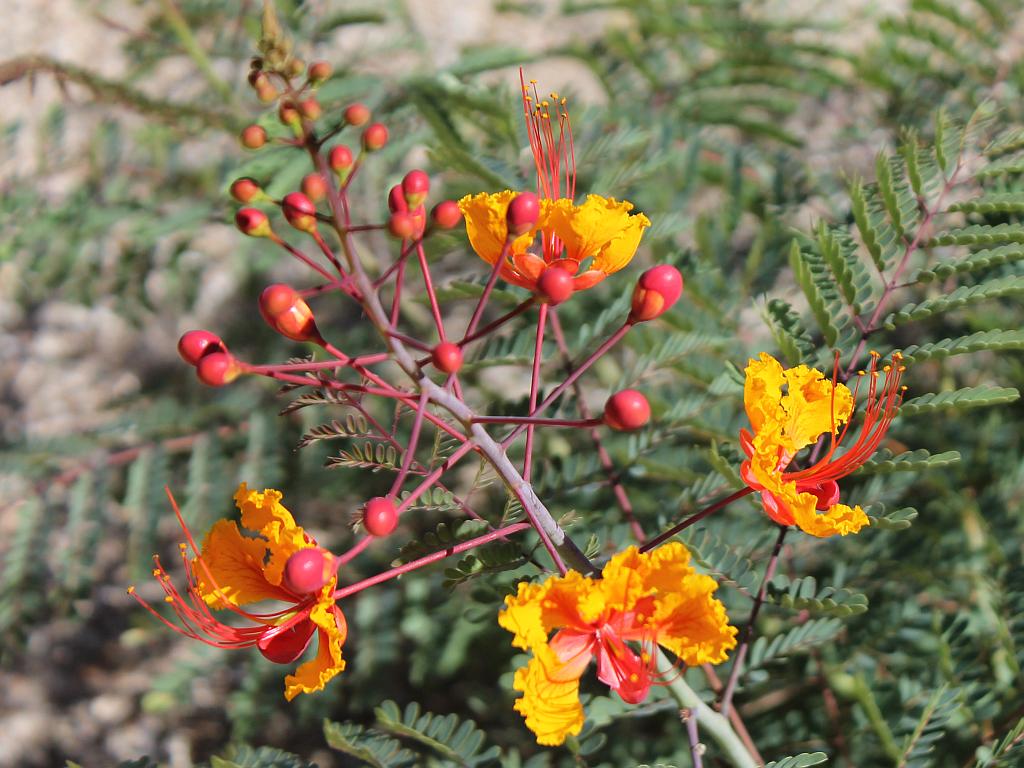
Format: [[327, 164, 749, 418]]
[[744, 353, 787, 435], [233, 483, 312, 587], [193, 519, 294, 607], [780, 365, 854, 452], [793, 502, 870, 538], [512, 644, 585, 746], [284, 590, 347, 700], [458, 191, 536, 268], [499, 571, 597, 649], [547, 195, 649, 275], [650, 574, 737, 665]]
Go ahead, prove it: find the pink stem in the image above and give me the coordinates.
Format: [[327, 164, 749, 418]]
[[333, 522, 531, 600], [459, 298, 535, 347], [473, 416, 603, 428], [464, 241, 512, 339], [389, 390, 430, 497], [335, 535, 373, 568], [394, 441, 476, 516], [267, 233, 335, 282], [523, 303, 547, 482], [639, 487, 755, 553], [416, 241, 447, 341]]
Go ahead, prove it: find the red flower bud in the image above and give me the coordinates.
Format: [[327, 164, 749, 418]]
[[507, 192, 539, 238], [536, 266, 574, 306], [230, 177, 263, 203], [301, 173, 328, 202], [344, 103, 371, 127], [329, 145, 353, 172], [282, 192, 318, 233], [287, 58, 306, 78], [629, 265, 684, 323], [282, 547, 333, 594], [431, 200, 463, 229], [388, 211, 416, 239], [387, 185, 408, 214], [240, 125, 267, 149], [256, 81, 279, 103], [362, 123, 388, 152], [259, 284, 323, 343], [299, 98, 321, 121], [258, 619, 315, 664], [363, 497, 398, 537], [431, 342, 463, 374], [178, 330, 225, 366], [603, 389, 651, 431], [402, 170, 430, 208], [278, 101, 301, 126], [196, 352, 242, 387], [308, 61, 332, 85], [235, 208, 272, 237]]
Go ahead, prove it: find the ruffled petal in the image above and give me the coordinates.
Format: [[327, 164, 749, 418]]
[[193, 519, 293, 607], [780, 365, 854, 452], [744, 353, 787, 434], [793, 502, 870, 538], [283, 593, 347, 700], [233, 484, 311, 587], [459, 191, 537, 269], [649, 572, 737, 666], [546, 195, 648, 275], [498, 571, 596, 649], [512, 644, 586, 746]]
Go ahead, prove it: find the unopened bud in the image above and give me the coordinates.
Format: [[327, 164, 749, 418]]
[[431, 342, 463, 374], [629, 265, 684, 323], [235, 208, 272, 237], [283, 547, 333, 594], [536, 266, 574, 305], [278, 100, 301, 127], [308, 61, 332, 85], [299, 98, 321, 121], [230, 177, 263, 203], [256, 81, 279, 103], [344, 103, 371, 127], [507, 192, 539, 238], [259, 284, 323, 343], [388, 211, 416, 239], [287, 58, 305, 78], [603, 390, 651, 431], [402, 170, 430, 208], [282, 192, 317, 233], [387, 185, 408, 214], [363, 497, 398, 537], [196, 352, 242, 387], [329, 145, 353, 173], [431, 200, 462, 230], [178, 330, 225, 366], [240, 125, 267, 149], [362, 122, 388, 152], [301, 173, 328, 202]]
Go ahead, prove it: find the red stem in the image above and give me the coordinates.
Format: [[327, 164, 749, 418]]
[[640, 487, 754, 553], [524, 303, 548, 482]]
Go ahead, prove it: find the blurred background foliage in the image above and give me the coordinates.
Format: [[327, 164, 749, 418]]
[[2, 0, 1024, 766]]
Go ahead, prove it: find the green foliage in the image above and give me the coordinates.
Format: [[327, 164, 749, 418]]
[[766, 576, 869, 618], [762, 754, 829, 768]]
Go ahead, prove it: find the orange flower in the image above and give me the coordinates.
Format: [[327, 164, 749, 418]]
[[498, 543, 736, 746], [739, 352, 905, 537], [458, 74, 650, 293], [130, 483, 347, 700]]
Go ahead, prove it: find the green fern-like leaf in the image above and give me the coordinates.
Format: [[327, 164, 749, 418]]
[[899, 387, 1019, 416], [907, 245, 1024, 284], [767, 576, 869, 617], [374, 700, 502, 767], [855, 448, 962, 474], [326, 442, 401, 472], [323, 719, 416, 768], [763, 299, 816, 366], [931, 224, 1024, 247], [884, 276, 1024, 328], [747, 618, 844, 671], [865, 503, 919, 530], [680, 526, 761, 594], [393, 519, 490, 565], [897, 686, 963, 767], [900, 330, 1024, 363], [762, 752, 829, 768], [210, 745, 317, 768], [789, 239, 841, 347]]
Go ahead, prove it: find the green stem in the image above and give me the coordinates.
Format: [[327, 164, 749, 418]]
[[158, 0, 235, 103], [658, 651, 757, 768], [851, 671, 902, 763]]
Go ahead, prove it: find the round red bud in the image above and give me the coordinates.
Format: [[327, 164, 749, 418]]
[[235, 207, 272, 237], [259, 284, 322, 343], [629, 265, 684, 323], [344, 103, 371, 127], [362, 122, 388, 152], [301, 173, 328, 202], [603, 390, 651, 431], [536, 266, 574, 305], [299, 98, 321, 121], [363, 497, 398, 537], [278, 101, 301, 126], [283, 547, 333, 594], [178, 330, 224, 366], [196, 352, 242, 387], [431, 200, 463, 229], [431, 342, 464, 374], [256, 81, 279, 103], [240, 125, 267, 149], [247, 69, 264, 87], [388, 211, 417, 240], [507, 192, 540, 238], [387, 184, 408, 214], [308, 61, 332, 85], [230, 177, 263, 203], [329, 145, 353, 172], [401, 170, 430, 208], [282, 192, 318, 233]]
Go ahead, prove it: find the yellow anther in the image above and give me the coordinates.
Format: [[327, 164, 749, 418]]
[[127, 586, 136, 594], [858, 370, 866, 376], [179, 543, 187, 551], [530, 79, 537, 84], [898, 365, 907, 372], [525, 95, 532, 101], [869, 350, 880, 357], [883, 365, 892, 372], [542, 112, 550, 119], [901, 385, 908, 391], [152, 569, 161, 577], [560, 98, 567, 106], [549, 91, 558, 99], [164, 596, 174, 603], [541, 100, 549, 107]]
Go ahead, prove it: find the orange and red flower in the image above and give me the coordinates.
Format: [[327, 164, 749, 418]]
[[458, 74, 650, 293], [740, 351, 905, 537], [498, 543, 736, 746], [130, 483, 347, 700]]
